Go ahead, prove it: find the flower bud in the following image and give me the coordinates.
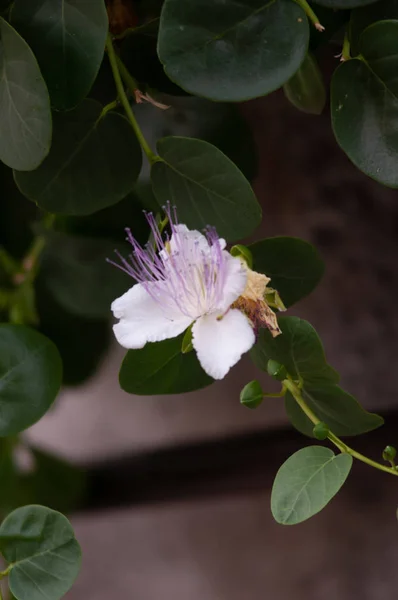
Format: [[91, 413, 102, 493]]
[[266, 360, 287, 381], [313, 422, 329, 441], [240, 380, 263, 409], [383, 445, 397, 463], [230, 244, 253, 269]]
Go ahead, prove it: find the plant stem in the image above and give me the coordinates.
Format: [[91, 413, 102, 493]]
[[99, 99, 119, 119], [115, 54, 139, 94], [0, 565, 12, 579], [106, 34, 158, 165], [293, 0, 325, 31], [341, 32, 351, 62], [15, 213, 55, 286], [263, 389, 286, 399], [283, 377, 398, 477]]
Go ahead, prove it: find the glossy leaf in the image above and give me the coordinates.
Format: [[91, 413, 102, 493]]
[[151, 136, 261, 241], [40, 231, 131, 319], [251, 317, 338, 385], [283, 52, 326, 115], [157, 0, 309, 102], [11, 0, 108, 110], [36, 278, 110, 386], [0, 18, 51, 171], [120, 334, 213, 395], [249, 237, 324, 308], [271, 446, 352, 525], [0, 325, 62, 435], [285, 384, 384, 437], [0, 505, 81, 600], [252, 317, 384, 436], [14, 99, 142, 215], [350, 0, 398, 55], [332, 21, 398, 188], [135, 97, 258, 182]]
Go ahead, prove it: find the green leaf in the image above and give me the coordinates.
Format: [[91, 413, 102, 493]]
[[0, 505, 81, 600], [151, 136, 261, 241], [0, 18, 51, 171], [252, 317, 384, 436], [40, 231, 131, 319], [35, 278, 110, 386], [240, 380, 263, 409], [181, 325, 193, 354], [120, 334, 213, 395], [14, 99, 142, 215], [135, 97, 259, 182], [331, 21, 398, 188], [0, 325, 62, 435], [11, 0, 108, 110], [157, 0, 309, 102], [285, 384, 384, 437], [249, 237, 324, 308], [251, 317, 338, 385], [271, 446, 352, 525], [350, 0, 398, 55], [283, 52, 326, 115]]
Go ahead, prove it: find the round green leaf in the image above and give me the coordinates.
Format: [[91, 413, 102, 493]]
[[151, 136, 261, 241], [350, 0, 398, 55], [249, 237, 324, 308], [251, 317, 339, 385], [332, 21, 398, 188], [252, 317, 384, 437], [0, 505, 81, 600], [14, 99, 142, 215], [0, 325, 62, 435], [285, 384, 384, 437], [283, 52, 326, 115], [271, 446, 353, 525], [40, 231, 131, 319], [157, 0, 309, 102], [0, 17, 51, 171], [119, 334, 213, 395], [135, 97, 259, 182], [35, 278, 110, 387], [11, 0, 108, 110]]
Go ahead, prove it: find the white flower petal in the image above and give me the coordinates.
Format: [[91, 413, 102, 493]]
[[192, 309, 255, 380], [218, 253, 248, 312], [170, 224, 208, 253], [112, 283, 192, 349]]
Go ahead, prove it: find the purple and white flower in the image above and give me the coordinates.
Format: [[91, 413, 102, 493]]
[[110, 208, 280, 380]]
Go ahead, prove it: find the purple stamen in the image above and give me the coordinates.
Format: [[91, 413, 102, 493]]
[[108, 205, 229, 319]]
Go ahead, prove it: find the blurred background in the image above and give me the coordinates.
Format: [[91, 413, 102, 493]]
[[2, 29, 398, 600]]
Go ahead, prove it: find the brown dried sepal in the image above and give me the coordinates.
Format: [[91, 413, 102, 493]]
[[232, 296, 281, 338]]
